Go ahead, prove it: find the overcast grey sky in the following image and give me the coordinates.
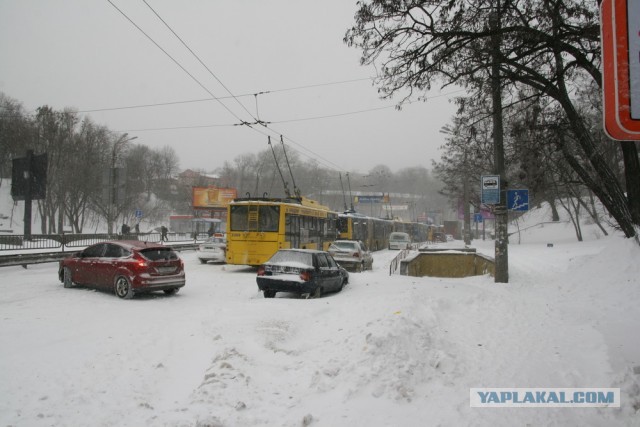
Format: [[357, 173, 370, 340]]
[[0, 0, 459, 175]]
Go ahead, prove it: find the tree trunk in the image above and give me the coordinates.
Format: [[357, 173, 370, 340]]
[[620, 141, 640, 225], [554, 90, 636, 238], [548, 197, 560, 222]]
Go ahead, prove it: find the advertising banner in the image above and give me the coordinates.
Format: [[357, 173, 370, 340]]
[[192, 187, 237, 208]]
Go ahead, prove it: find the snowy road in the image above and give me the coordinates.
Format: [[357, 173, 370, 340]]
[[1, 237, 638, 426]]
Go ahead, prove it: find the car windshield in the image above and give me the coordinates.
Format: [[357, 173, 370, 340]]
[[390, 233, 409, 241], [331, 241, 358, 250], [267, 251, 314, 268], [139, 248, 178, 261]]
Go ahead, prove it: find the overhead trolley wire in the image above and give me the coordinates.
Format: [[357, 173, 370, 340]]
[[141, 0, 258, 123], [105, 0, 248, 125], [74, 79, 376, 113], [105, 1, 458, 174], [132, 0, 349, 172]]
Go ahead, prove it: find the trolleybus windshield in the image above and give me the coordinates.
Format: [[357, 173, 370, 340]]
[[230, 205, 280, 232]]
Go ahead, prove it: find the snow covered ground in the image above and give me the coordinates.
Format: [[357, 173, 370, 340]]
[[1, 203, 640, 426]]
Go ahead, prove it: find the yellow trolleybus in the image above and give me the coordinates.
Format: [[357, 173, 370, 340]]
[[226, 196, 338, 266], [337, 211, 432, 250]]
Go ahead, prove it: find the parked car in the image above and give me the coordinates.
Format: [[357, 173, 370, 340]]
[[328, 240, 373, 272], [388, 232, 411, 250], [196, 235, 226, 264], [58, 240, 185, 299], [256, 249, 348, 299], [433, 232, 447, 243]]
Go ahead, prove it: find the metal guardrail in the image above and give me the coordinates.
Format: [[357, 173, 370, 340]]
[[0, 242, 199, 268], [0, 252, 71, 268], [0, 231, 207, 268], [389, 247, 411, 275], [0, 232, 209, 252]]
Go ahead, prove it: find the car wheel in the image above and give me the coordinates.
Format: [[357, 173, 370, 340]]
[[114, 276, 135, 299], [199, 258, 208, 264], [263, 290, 276, 298], [163, 288, 179, 295], [312, 286, 322, 298], [63, 267, 75, 288], [356, 262, 364, 273]]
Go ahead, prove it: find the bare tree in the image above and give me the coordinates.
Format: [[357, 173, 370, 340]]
[[345, 0, 639, 238], [0, 94, 34, 182]]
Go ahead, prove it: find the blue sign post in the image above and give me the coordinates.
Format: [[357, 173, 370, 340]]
[[135, 209, 143, 219], [507, 189, 529, 211]]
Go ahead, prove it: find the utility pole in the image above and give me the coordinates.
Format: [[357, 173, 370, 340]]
[[108, 133, 137, 234], [463, 146, 471, 245], [490, 2, 509, 283]]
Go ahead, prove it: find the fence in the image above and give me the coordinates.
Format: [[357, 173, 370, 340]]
[[0, 231, 211, 253], [389, 247, 411, 275]]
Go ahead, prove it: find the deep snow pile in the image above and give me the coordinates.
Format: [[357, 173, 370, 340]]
[[1, 193, 640, 426]]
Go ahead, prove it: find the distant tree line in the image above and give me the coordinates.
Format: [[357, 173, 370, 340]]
[[1, 92, 449, 233], [216, 144, 448, 221], [346, 0, 640, 239], [0, 92, 183, 234]]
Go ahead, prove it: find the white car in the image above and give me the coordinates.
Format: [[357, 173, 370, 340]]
[[328, 240, 373, 272], [388, 232, 411, 250], [197, 236, 227, 264]]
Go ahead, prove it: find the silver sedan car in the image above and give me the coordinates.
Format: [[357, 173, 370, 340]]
[[328, 240, 373, 272], [196, 236, 227, 264]]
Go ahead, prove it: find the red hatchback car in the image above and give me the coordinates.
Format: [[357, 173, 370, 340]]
[[58, 240, 186, 299]]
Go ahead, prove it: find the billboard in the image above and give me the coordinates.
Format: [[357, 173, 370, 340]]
[[192, 186, 237, 209], [11, 153, 48, 201]]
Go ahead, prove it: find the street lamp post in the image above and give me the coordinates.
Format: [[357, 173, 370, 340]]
[[108, 133, 137, 234]]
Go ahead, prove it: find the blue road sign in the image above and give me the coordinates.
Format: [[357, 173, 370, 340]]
[[474, 213, 483, 223], [135, 209, 143, 219], [355, 195, 384, 204], [507, 189, 529, 211]]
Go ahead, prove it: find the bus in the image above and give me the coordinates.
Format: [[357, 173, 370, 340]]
[[338, 211, 432, 250], [337, 212, 394, 251], [392, 220, 430, 244], [226, 196, 338, 266]]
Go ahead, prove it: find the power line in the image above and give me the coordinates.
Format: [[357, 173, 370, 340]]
[[114, 93, 459, 131], [134, 0, 350, 173], [134, 0, 346, 173], [75, 78, 375, 113], [99, 2, 460, 175], [141, 0, 258, 122], [105, 0, 249, 125]]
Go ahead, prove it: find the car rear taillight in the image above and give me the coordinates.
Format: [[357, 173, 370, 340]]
[[353, 252, 360, 258], [257, 266, 265, 276], [300, 271, 311, 281], [132, 253, 149, 270]]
